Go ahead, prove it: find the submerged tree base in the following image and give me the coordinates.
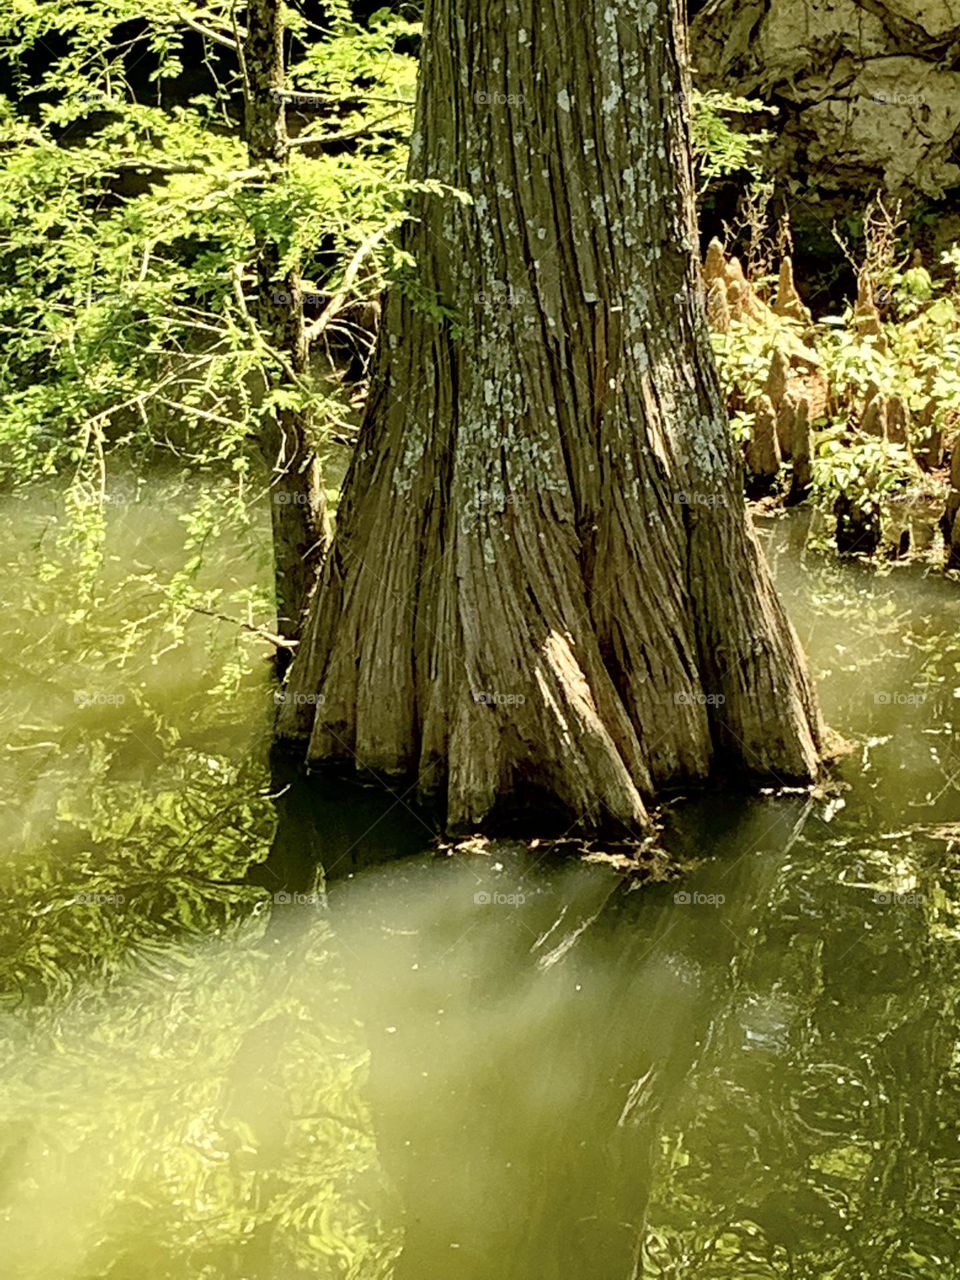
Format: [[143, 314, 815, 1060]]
[[275, 0, 824, 835]]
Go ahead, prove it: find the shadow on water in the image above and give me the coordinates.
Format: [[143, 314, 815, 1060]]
[[260, 744, 838, 1279], [247, 747, 435, 901]]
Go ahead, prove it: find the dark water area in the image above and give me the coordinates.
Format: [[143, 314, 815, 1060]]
[[1, 481, 958, 1278]]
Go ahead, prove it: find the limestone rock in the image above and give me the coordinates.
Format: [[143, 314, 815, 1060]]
[[691, 0, 960, 204]]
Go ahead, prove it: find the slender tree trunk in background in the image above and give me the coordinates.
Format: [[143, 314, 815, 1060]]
[[277, 0, 824, 834], [244, 0, 329, 652]]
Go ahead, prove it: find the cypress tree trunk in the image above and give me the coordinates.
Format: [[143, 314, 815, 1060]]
[[276, 0, 824, 834], [244, 0, 328, 650]]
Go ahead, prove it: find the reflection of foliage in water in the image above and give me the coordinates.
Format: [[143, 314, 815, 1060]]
[[0, 480, 400, 1278], [642, 824, 960, 1279], [639, 528, 960, 1279], [0, 475, 275, 1002], [0, 913, 402, 1279], [642, 824, 957, 1274]]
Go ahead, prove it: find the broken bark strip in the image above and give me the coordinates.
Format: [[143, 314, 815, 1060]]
[[275, 0, 824, 835]]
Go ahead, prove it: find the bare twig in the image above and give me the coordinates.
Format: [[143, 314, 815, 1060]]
[[287, 108, 407, 148], [176, 10, 243, 52], [305, 224, 395, 343], [186, 604, 299, 650]]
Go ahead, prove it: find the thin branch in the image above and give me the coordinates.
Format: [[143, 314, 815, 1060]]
[[231, 0, 251, 107], [186, 604, 298, 650], [177, 14, 238, 52], [177, 10, 244, 52], [305, 224, 393, 343], [153, 395, 239, 427], [287, 108, 406, 148]]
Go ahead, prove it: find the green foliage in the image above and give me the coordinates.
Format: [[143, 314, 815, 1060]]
[[710, 218, 960, 553], [817, 288, 960, 433], [711, 317, 808, 412], [0, 1, 418, 493], [0, 0, 430, 669], [689, 90, 774, 191], [812, 433, 916, 519]]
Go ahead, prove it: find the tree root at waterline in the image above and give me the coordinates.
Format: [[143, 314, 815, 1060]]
[[273, 0, 825, 836]]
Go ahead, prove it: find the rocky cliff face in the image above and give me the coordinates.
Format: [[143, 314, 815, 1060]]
[[691, 0, 960, 200]]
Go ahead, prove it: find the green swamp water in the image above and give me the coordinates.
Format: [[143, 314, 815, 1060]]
[[1, 480, 958, 1279]]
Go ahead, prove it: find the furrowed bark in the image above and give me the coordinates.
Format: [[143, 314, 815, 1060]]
[[276, 0, 823, 834]]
